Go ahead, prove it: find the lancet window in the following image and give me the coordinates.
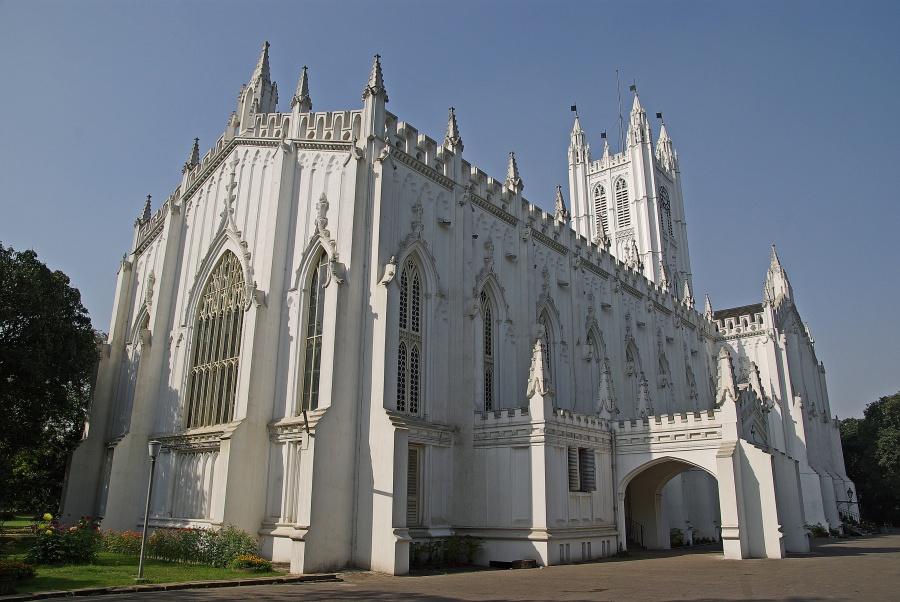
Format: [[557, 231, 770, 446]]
[[186, 251, 246, 428], [539, 311, 553, 380], [481, 290, 495, 412], [659, 186, 674, 237], [397, 259, 423, 415], [593, 185, 609, 235], [615, 178, 630, 228], [299, 249, 329, 412]]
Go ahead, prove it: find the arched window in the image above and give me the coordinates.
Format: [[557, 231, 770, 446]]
[[539, 311, 553, 380], [299, 249, 329, 412], [659, 186, 673, 237], [587, 331, 601, 411], [615, 178, 630, 228], [397, 259, 423, 415], [186, 251, 246, 428], [593, 185, 608, 235], [481, 290, 495, 411]]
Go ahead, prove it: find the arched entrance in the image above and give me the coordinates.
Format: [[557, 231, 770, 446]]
[[621, 457, 720, 551]]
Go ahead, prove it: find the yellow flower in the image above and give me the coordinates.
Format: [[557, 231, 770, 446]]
[[42, 513, 53, 521], [44, 529, 53, 535]]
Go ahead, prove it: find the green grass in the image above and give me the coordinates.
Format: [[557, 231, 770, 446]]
[[7, 552, 283, 594], [0, 515, 35, 529]]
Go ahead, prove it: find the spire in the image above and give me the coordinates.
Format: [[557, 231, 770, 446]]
[[291, 65, 312, 112], [764, 244, 793, 307], [703, 293, 713, 321], [553, 185, 569, 222], [362, 54, 388, 102], [568, 115, 589, 164], [655, 121, 676, 171], [506, 151, 523, 192], [251, 41, 271, 85], [626, 89, 651, 147], [141, 195, 152, 222], [444, 106, 463, 151], [182, 138, 200, 174]]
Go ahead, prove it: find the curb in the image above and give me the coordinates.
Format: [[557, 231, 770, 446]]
[[1, 574, 341, 601]]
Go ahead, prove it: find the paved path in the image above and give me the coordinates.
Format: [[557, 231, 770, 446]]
[[70, 535, 900, 601]]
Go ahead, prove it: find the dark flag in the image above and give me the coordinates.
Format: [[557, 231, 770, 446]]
[[570, 105, 577, 112]]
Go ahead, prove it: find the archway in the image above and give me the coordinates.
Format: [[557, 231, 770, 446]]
[[622, 458, 720, 551]]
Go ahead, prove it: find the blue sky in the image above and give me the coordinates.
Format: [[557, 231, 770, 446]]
[[1, 0, 897, 417]]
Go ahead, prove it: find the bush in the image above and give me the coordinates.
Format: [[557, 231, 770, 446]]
[[25, 516, 101, 565], [0, 559, 35, 595], [229, 554, 272, 572], [670, 528, 684, 547], [409, 536, 483, 568], [148, 525, 258, 567], [102, 530, 143, 556], [805, 523, 829, 538]]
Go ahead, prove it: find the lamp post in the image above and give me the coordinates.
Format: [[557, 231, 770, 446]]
[[136, 440, 162, 582]]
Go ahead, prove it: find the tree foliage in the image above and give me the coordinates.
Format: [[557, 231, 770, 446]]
[[840, 392, 900, 526], [0, 243, 97, 512]]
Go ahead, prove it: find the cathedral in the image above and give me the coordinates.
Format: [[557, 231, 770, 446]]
[[61, 43, 856, 574]]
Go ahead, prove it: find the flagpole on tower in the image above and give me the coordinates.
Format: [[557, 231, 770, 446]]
[[616, 68, 624, 154]]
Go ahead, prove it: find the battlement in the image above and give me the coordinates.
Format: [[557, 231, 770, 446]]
[[714, 303, 766, 338], [135, 189, 178, 253], [611, 408, 721, 434], [588, 150, 630, 173]]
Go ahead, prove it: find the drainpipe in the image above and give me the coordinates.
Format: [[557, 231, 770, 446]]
[[610, 427, 620, 552]]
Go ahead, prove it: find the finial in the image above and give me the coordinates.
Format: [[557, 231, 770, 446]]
[[141, 195, 152, 222], [704, 294, 713, 320], [362, 54, 388, 102], [291, 65, 312, 112], [444, 106, 463, 151], [554, 185, 569, 222], [682, 279, 694, 309], [182, 138, 200, 174], [506, 151, 523, 192]]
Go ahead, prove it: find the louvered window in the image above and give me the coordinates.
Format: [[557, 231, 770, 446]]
[[186, 251, 246, 428], [299, 250, 328, 412], [659, 186, 673, 237], [615, 178, 630, 228], [593, 185, 608, 235], [397, 260, 423, 415], [407, 446, 421, 526], [481, 290, 495, 411], [568, 447, 596, 492]]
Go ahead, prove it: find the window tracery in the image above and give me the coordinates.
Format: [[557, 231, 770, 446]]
[[593, 185, 609, 235], [186, 251, 246, 428], [615, 178, 630, 228], [481, 290, 495, 411], [397, 259, 423, 415], [299, 249, 328, 412]]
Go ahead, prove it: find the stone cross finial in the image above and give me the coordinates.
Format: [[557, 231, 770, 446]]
[[141, 195, 152, 222], [553, 185, 569, 222], [362, 54, 388, 102], [444, 107, 463, 151], [291, 65, 312, 112], [506, 151, 523, 192]]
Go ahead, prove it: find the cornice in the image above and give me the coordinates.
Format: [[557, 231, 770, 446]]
[[531, 228, 569, 256]]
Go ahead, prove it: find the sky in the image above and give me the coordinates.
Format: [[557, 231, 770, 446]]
[[0, 0, 897, 418]]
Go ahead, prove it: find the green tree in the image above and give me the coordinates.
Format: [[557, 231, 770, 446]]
[[0, 243, 97, 512], [841, 392, 900, 526]]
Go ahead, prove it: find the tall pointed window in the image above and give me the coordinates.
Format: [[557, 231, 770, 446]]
[[539, 311, 553, 380], [481, 290, 495, 411], [397, 259, 423, 415], [659, 186, 673, 237], [299, 249, 329, 412], [615, 178, 630, 228], [587, 332, 601, 410], [593, 185, 608, 235], [186, 251, 246, 428]]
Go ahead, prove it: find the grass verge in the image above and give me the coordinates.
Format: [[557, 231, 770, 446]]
[[7, 552, 282, 594]]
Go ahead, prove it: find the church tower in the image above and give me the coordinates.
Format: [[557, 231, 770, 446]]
[[567, 91, 693, 293]]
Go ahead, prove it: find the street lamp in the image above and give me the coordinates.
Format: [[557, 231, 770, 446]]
[[136, 440, 162, 582]]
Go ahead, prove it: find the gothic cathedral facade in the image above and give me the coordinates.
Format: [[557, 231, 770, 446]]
[[62, 44, 856, 574]]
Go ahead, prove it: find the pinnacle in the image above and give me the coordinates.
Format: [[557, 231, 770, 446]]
[[769, 243, 782, 269], [141, 194, 152, 222], [554, 185, 568, 221], [363, 54, 388, 102], [292, 65, 312, 111], [444, 106, 462, 150], [182, 137, 200, 173], [572, 114, 583, 133], [658, 122, 670, 142], [251, 41, 271, 85], [506, 151, 523, 191], [631, 91, 643, 113]]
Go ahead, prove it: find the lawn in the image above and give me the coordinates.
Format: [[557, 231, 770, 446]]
[[0, 515, 35, 529], [8, 552, 283, 594]]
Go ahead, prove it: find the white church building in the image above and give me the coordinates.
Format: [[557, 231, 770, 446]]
[[62, 43, 856, 574]]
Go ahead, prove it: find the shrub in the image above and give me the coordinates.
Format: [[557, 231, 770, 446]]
[[805, 523, 829, 538], [229, 554, 272, 572], [148, 525, 259, 567], [26, 516, 101, 564], [409, 536, 483, 568], [103, 530, 143, 556], [670, 528, 685, 547], [0, 559, 36, 595]]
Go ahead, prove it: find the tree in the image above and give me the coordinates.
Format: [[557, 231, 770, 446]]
[[840, 392, 900, 526], [0, 243, 97, 512]]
